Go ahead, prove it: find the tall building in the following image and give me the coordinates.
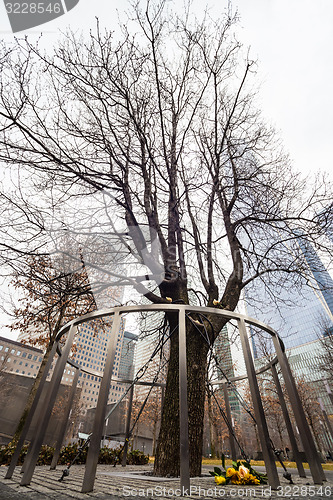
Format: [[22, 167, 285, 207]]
[[284, 338, 332, 412], [246, 236, 333, 425], [214, 325, 242, 419], [134, 304, 168, 399], [73, 317, 128, 410], [247, 237, 333, 352], [5, 318, 137, 415], [0, 337, 82, 447], [0, 336, 43, 379], [118, 330, 137, 380], [296, 234, 333, 322]]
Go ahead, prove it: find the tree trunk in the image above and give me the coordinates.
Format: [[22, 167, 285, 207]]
[[154, 313, 209, 477], [11, 341, 54, 445]]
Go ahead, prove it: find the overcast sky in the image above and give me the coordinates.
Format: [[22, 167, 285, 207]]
[[1, 0, 332, 339], [1, 0, 332, 176]]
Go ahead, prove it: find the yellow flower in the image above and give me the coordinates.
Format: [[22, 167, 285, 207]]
[[165, 297, 172, 302], [247, 473, 260, 485], [231, 471, 241, 484], [215, 476, 226, 485], [213, 299, 220, 306], [226, 467, 236, 477]]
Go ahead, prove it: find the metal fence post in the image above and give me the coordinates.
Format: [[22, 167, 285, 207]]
[[222, 383, 237, 461], [179, 307, 190, 494], [20, 325, 77, 486], [50, 367, 80, 470], [81, 312, 121, 493], [270, 363, 306, 478], [5, 341, 58, 479], [238, 319, 280, 488], [122, 383, 134, 467], [272, 335, 326, 484]]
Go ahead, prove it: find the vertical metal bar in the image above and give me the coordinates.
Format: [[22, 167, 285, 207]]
[[179, 307, 190, 493], [81, 312, 121, 493], [50, 367, 80, 470], [222, 383, 237, 462], [238, 320, 280, 488], [270, 363, 306, 478], [5, 341, 58, 479], [20, 325, 77, 486], [272, 335, 326, 484], [122, 383, 134, 467]]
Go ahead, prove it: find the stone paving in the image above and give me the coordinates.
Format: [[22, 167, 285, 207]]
[[0, 464, 332, 500]]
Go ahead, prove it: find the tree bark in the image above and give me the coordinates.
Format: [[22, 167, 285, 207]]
[[154, 313, 210, 477]]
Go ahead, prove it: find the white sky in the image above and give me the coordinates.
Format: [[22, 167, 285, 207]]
[[1, 0, 332, 339]]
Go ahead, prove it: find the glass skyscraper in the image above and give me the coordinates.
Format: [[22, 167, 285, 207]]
[[247, 236, 333, 419], [247, 237, 333, 353]]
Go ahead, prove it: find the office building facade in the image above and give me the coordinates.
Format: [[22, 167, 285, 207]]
[[246, 237, 333, 424]]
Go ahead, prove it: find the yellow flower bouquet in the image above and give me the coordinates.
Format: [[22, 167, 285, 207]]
[[210, 454, 268, 486]]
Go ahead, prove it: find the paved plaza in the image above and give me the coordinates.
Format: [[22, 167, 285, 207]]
[[0, 464, 332, 500]]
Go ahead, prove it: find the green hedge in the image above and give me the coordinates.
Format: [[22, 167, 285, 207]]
[[0, 442, 149, 466]]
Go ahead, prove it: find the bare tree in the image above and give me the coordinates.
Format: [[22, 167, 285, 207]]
[[0, 0, 332, 476], [6, 251, 96, 444], [293, 377, 326, 455], [316, 319, 333, 383]]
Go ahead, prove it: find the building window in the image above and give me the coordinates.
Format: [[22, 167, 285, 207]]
[[4, 347, 9, 352], [22, 352, 26, 358], [0, 345, 3, 351], [11, 349, 15, 354], [33, 356, 37, 361], [17, 351, 21, 356], [27, 354, 32, 359], [7, 357, 11, 362]]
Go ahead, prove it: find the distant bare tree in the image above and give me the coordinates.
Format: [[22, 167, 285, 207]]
[[294, 377, 326, 454], [7, 252, 96, 444], [316, 318, 333, 383]]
